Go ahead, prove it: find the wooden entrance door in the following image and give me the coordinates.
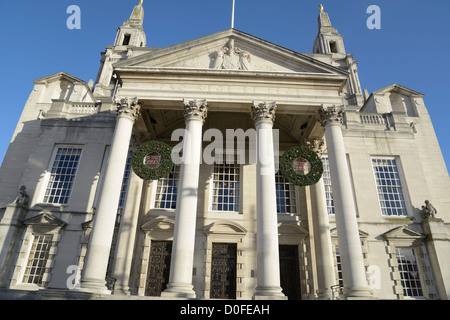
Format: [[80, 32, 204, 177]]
[[210, 243, 237, 299], [145, 241, 172, 297], [279, 245, 301, 300]]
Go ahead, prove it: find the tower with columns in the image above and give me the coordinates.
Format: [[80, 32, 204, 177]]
[[0, 3, 449, 301]]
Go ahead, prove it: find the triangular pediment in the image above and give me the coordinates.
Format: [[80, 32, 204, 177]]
[[373, 84, 424, 98], [114, 29, 347, 76], [23, 212, 66, 229], [382, 226, 425, 241]]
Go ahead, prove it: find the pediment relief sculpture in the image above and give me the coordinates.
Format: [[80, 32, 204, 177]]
[[210, 39, 251, 70]]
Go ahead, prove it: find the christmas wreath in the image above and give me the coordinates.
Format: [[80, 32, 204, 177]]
[[132, 140, 174, 180], [280, 146, 323, 186]]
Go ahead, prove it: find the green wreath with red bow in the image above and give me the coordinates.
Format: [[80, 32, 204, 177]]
[[132, 140, 174, 180], [280, 146, 323, 186]]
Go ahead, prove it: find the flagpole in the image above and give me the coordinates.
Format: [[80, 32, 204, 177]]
[[231, 0, 235, 28]]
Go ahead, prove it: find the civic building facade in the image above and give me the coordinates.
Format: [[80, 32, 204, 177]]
[[0, 2, 449, 300]]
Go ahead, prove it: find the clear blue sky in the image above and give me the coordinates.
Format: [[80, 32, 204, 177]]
[[1, 0, 449, 173]]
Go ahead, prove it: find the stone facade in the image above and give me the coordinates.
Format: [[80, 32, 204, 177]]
[[0, 3, 449, 300]]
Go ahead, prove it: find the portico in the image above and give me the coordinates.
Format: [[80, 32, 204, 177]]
[[76, 25, 373, 299]]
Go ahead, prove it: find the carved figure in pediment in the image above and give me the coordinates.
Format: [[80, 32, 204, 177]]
[[211, 39, 251, 70], [239, 50, 251, 70], [211, 50, 224, 69]]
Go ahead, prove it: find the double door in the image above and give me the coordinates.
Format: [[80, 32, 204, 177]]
[[210, 243, 237, 299], [145, 241, 172, 297], [145, 241, 301, 300]]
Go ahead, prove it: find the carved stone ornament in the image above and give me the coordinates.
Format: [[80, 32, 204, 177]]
[[420, 200, 438, 221], [12, 185, 29, 207], [116, 97, 141, 121], [210, 39, 251, 70], [317, 105, 345, 127], [183, 99, 208, 123], [251, 101, 277, 125]]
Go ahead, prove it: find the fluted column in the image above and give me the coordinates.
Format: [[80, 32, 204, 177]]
[[251, 102, 286, 300], [80, 97, 141, 294], [317, 105, 371, 299], [305, 139, 337, 300], [162, 99, 207, 298]]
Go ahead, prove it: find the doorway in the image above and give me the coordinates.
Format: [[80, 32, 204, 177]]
[[279, 245, 301, 300], [210, 243, 237, 299], [145, 241, 172, 297]]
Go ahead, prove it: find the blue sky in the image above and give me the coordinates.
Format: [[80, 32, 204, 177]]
[[1, 0, 450, 172]]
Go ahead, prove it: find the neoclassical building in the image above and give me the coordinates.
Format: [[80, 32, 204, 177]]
[[0, 2, 449, 300]]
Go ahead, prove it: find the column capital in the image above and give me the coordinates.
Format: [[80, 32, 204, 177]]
[[304, 138, 325, 156], [115, 97, 141, 122], [183, 99, 208, 123], [317, 105, 345, 127], [251, 101, 277, 126]]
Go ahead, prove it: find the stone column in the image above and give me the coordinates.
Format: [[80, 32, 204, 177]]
[[251, 102, 286, 300], [111, 170, 143, 295], [305, 139, 337, 299], [317, 105, 371, 299], [80, 97, 141, 294], [162, 99, 207, 298]]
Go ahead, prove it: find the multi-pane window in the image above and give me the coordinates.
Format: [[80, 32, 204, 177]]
[[322, 156, 335, 215], [335, 246, 344, 288], [211, 161, 240, 212], [275, 171, 297, 214], [22, 235, 52, 286], [396, 247, 424, 298], [118, 151, 133, 208], [154, 165, 180, 209], [371, 158, 408, 217], [43, 147, 82, 205]]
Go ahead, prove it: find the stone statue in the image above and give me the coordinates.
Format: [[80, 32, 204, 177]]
[[239, 50, 251, 70], [211, 39, 251, 70], [13, 185, 29, 207], [211, 50, 224, 69], [420, 200, 437, 220]]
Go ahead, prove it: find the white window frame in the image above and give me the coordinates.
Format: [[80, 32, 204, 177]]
[[371, 156, 411, 218], [20, 234, 53, 287], [118, 151, 133, 209], [40, 145, 83, 206], [321, 156, 335, 215], [334, 246, 344, 288], [152, 164, 181, 210], [275, 170, 298, 215], [9, 214, 66, 290], [11, 230, 58, 290], [395, 247, 426, 299], [93, 148, 132, 218], [209, 154, 242, 213]]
